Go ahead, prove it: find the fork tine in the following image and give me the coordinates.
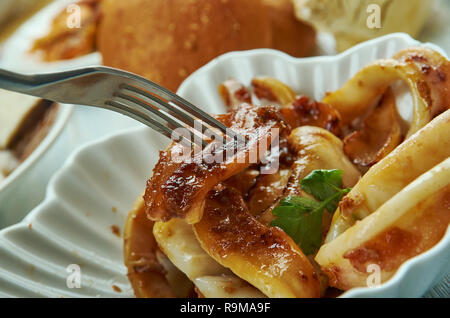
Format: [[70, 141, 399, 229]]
[[115, 91, 184, 131], [115, 90, 209, 147], [105, 99, 203, 148], [122, 84, 197, 130], [122, 83, 226, 144], [166, 94, 246, 144], [122, 81, 239, 140]]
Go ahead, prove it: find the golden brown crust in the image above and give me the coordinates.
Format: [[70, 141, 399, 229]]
[[98, 0, 315, 91], [99, 0, 270, 91], [263, 0, 315, 57]]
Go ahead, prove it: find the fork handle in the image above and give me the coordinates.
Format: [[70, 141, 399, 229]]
[[0, 68, 36, 94], [0, 67, 98, 97]]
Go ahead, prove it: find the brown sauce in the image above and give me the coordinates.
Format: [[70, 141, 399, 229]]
[[344, 185, 450, 273]]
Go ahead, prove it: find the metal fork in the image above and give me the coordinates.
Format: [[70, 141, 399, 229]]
[[0, 66, 238, 147]]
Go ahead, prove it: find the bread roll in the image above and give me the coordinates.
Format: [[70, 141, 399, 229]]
[[98, 0, 315, 91], [263, 0, 316, 58]]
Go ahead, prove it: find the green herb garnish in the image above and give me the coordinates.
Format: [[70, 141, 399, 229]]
[[270, 169, 351, 255]]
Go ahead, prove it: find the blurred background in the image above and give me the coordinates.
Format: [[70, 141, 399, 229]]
[[0, 0, 449, 227]]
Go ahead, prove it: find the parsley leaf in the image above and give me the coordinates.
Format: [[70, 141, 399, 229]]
[[271, 196, 323, 255], [270, 169, 351, 255], [300, 169, 345, 213]]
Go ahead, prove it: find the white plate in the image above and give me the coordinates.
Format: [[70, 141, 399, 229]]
[[0, 0, 103, 226], [0, 33, 448, 298], [0, 0, 101, 202]]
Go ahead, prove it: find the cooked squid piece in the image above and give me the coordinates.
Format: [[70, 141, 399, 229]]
[[250, 77, 342, 135], [223, 167, 260, 199], [219, 77, 342, 135], [258, 126, 361, 225], [280, 96, 342, 136], [218, 79, 252, 111], [323, 47, 450, 138], [154, 219, 231, 279], [326, 109, 450, 242], [123, 197, 192, 298], [194, 186, 320, 298], [251, 76, 296, 106], [144, 104, 284, 224], [287, 126, 361, 190], [153, 218, 265, 297], [343, 88, 404, 167], [194, 276, 266, 298], [316, 158, 450, 290], [246, 168, 291, 216]]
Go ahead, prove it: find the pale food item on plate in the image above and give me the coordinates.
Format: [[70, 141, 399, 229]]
[[0, 90, 42, 148], [293, 0, 433, 51], [30, 0, 101, 61], [0, 89, 58, 181]]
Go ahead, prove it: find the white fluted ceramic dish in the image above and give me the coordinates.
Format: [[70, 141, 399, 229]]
[[0, 33, 448, 298]]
